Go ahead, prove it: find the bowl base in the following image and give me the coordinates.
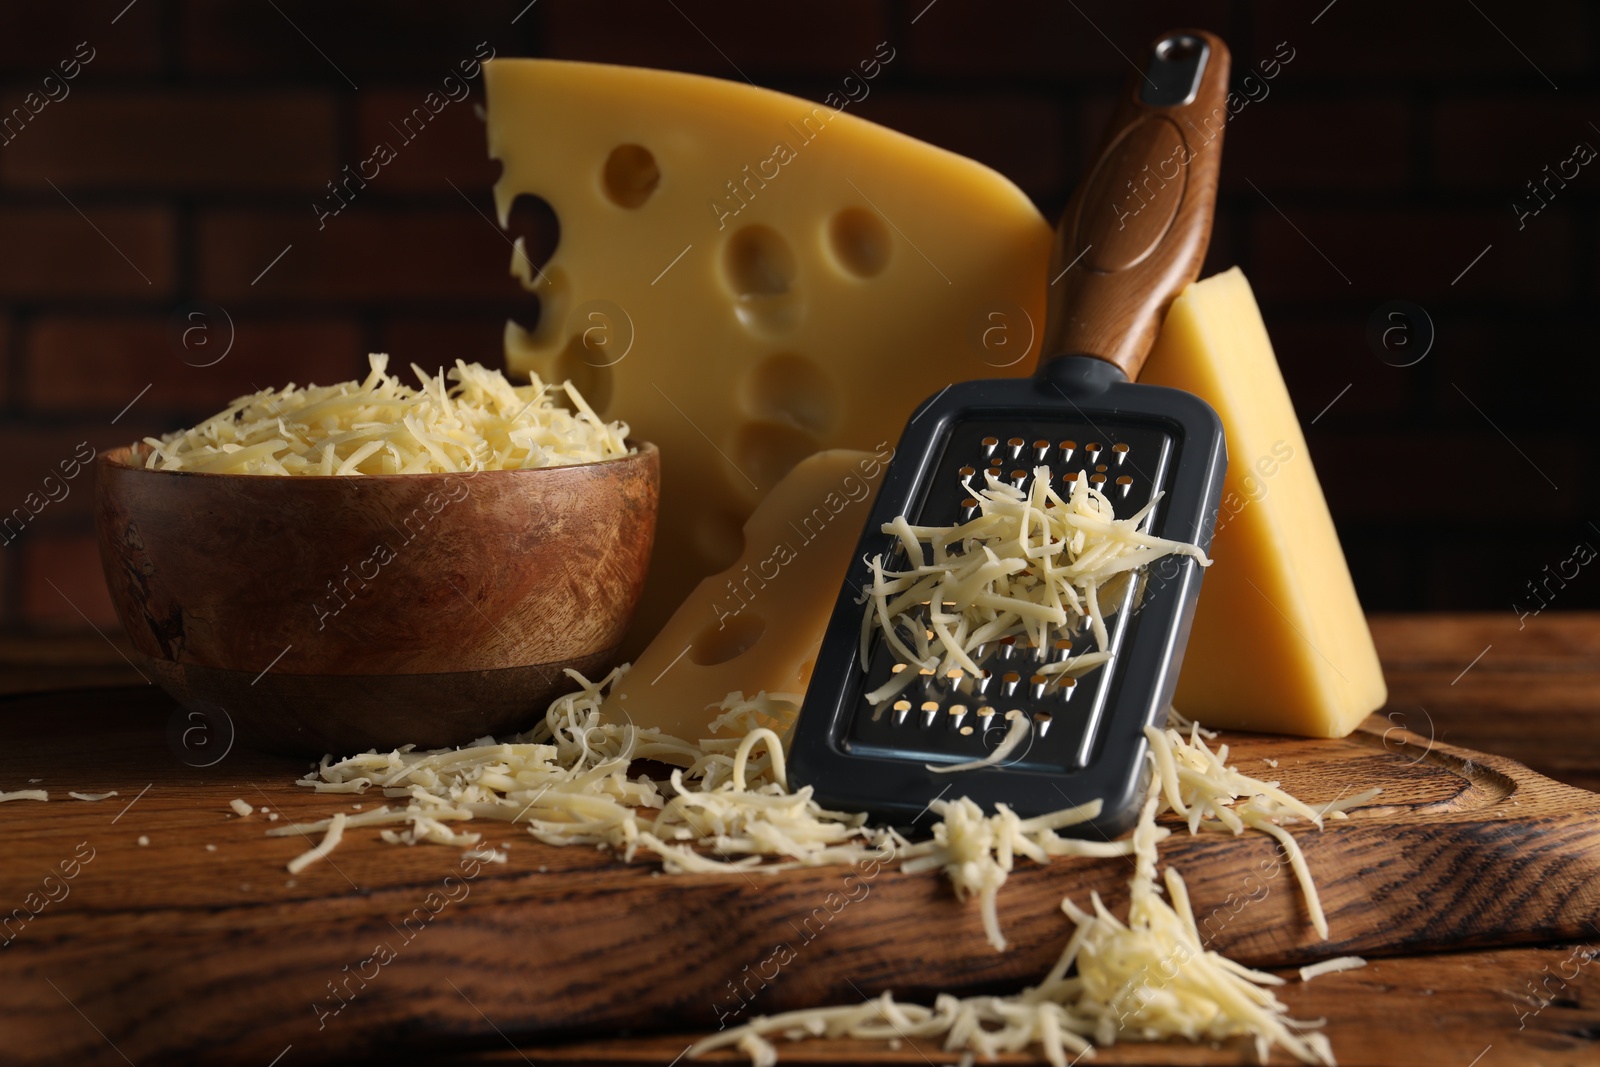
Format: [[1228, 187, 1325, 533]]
[[144, 652, 616, 756]]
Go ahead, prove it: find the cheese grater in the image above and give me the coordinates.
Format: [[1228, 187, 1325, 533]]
[[788, 30, 1230, 837]]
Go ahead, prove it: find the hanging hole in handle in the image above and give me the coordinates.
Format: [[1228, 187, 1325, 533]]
[[1154, 34, 1202, 63], [1141, 33, 1209, 107]]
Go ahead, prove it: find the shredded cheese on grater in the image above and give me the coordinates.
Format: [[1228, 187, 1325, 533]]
[[860, 468, 1209, 705], [140, 354, 630, 475]]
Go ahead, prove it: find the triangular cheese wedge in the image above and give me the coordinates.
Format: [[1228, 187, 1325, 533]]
[[485, 59, 1052, 652], [1142, 269, 1386, 736], [606, 448, 889, 740]]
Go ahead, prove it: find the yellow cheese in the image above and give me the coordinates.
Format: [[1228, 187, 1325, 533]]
[[607, 447, 892, 739], [484, 59, 1052, 651], [1141, 269, 1386, 737]]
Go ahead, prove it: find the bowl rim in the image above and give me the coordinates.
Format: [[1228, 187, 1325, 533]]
[[98, 439, 658, 481]]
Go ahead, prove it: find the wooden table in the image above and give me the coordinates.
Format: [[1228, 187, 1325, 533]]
[[2, 614, 1596, 1067]]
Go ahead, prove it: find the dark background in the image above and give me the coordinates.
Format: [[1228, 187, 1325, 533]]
[[1, 0, 1594, 632]]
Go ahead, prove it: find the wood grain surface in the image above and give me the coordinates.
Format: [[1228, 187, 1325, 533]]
[[0, 648, 1596, 1067], [93, 443, 659, 753]]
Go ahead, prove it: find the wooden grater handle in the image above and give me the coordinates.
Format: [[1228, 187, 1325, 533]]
[[1038, 30, 1230, 380]]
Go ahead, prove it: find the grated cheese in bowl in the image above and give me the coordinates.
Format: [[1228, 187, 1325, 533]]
[[139, 354, 630, 475]]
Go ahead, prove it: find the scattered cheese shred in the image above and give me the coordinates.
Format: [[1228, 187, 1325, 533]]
[[276, 673, 1377, 1066], [1144, 722, 1381, 940], [141, 354, 630, 475], [694, 717, 1379, 1066], [694, 789, 1336, 1067], [229, 798, 254, 817], [898, 795, 1115, 952], [0, 789, 48, 803], [285, 812, 347, 874], [861, 469, 1209, 701], [67, 790, 117, 801], [1299, 956, 1368, 982]]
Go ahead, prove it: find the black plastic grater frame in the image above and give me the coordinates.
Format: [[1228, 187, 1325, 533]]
[[788, 30, 1232, 838]]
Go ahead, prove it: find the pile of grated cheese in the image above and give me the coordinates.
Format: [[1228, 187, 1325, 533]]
[[272, 670, 1376, 1066], [696, 725, 1380, 1067], [140, 354, 630, 475], [272, 670, 1118, 893], [861, 468, 1210, 706]]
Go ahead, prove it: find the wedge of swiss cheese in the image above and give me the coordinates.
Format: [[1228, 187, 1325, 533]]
[[607, 447, 889, 740], [1141, 268, 1386, 736], [484, 59, 1052, 654]]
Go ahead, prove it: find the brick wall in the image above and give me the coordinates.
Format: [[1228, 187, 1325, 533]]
[[1, 0, 1594, 631]]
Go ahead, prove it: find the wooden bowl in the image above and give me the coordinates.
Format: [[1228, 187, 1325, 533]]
[[94, 443, 658, 755]]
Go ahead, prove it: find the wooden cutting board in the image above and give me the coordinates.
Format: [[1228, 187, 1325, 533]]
[[2, 685, 1597, 1067]]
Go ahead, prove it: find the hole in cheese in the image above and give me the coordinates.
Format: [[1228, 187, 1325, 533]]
[[739, 353, 838, 434], [600, 144, 660, 208], [517, 264, 569, 349], [729, 419, 820, 493], [724, 224, 795, 295], [506, 193, 560, 267], [553, 333, 614, 415], [690, 508, 746, 570], [826, 206, 891, 278], [691, 611, 765, 666]]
